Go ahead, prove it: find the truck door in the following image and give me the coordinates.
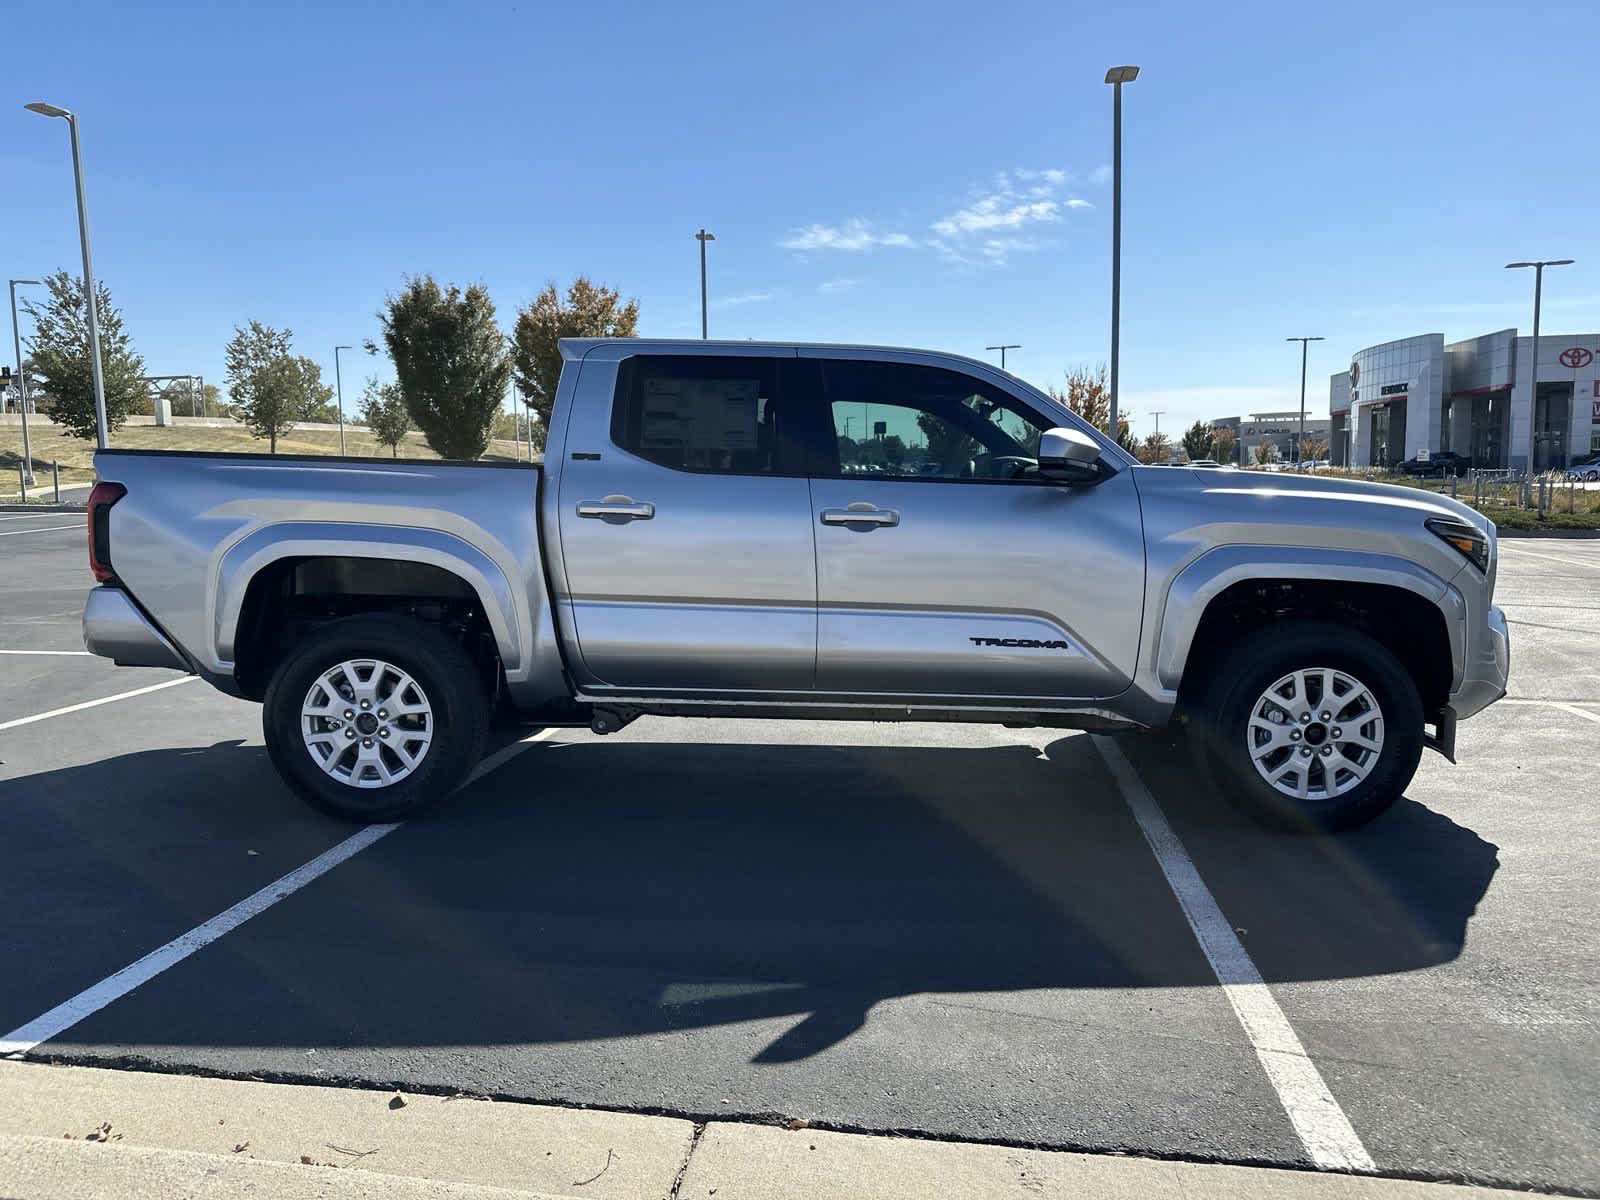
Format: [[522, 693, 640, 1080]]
[[802, 352, 1144, 701], [554, 349, 818, 693]]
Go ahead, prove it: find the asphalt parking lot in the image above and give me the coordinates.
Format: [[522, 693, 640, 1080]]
[[2, 509, 1597, 1196]]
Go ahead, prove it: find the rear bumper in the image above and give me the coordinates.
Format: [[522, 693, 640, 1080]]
[[1448, 603, 1509, 722], [82, 586, 191, 672]]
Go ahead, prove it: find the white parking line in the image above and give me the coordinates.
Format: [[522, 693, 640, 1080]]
[[0, 524, 81, 537], [0, 650, 94, 656], [0, 513, 77, 523], [1498, 544, 1600, 571], [0, 677, 198, 733], [1091, 736, 1375, 1173], [0, 728, 555, 1058], [1499, 698, 1600, 725]]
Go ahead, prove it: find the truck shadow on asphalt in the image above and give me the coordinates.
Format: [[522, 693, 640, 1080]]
[[14, 730, 1498, 1065]]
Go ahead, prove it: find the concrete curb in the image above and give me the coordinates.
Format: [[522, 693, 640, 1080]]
[[0, 1060, 1567, 1199], [1493, 527, 1600, 538], [0, 504, 83, 514]]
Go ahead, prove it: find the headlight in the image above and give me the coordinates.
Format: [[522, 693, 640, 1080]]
[[1425, 517, 1490, 573]]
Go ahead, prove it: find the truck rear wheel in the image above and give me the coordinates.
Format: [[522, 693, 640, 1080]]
[[263, 615, 489, 822], [1196, 620, 1424, 832]]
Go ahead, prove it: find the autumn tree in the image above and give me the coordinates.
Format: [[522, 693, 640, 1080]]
[[359, 378, 412, 457], [1048, 363, 1134, 451], [1212, 425, 1237, 465], [21, 271, 146, 441], [1181, 420, 1214, 462], [511, 277, 639, 452], [1137, 432, 1171, 464], [377, 276, 512, 460], [1298, 435, 1329, 465], [1253, 435, 1276, 466]]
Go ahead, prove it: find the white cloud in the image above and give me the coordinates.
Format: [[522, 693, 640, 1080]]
[[712, 290, 774, 308], [1089, 164, 1113, 185], [778, 219, 915, 252], [928, 169, 1090, 258], [818, 278, 858, 293]]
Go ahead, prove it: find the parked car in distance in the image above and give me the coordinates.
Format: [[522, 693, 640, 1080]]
[[1400, 451, 1471, 478], [81, 339, 1509, 834], [1565, 456, 1600, 482], [1186, 459, 1223, 469]]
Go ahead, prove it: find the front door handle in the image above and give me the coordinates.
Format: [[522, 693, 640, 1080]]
[[576, 495, 655, 523], [820, 503, 900, 528]]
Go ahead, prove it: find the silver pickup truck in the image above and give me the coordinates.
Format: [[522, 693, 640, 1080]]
[[82, 339, 1509, 830]]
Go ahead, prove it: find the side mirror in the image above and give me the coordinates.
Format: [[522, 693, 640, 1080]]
[[1037, 427, 1103, 484]]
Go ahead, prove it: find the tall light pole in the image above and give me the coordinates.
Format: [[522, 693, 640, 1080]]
[[333, 345, 352, 455], [8, 279, 42, 485], [1506, 259, 1574, 474], [986, 343, 1021, 371], [26, 102, 108, 450], [695, 229, 716, 339], [1286, 336, 1325, 470], [1104, 65, 1139, 442]]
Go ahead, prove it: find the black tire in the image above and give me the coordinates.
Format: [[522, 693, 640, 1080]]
[[263, 615, 489, 822], [1193, 620, 1423, 832]]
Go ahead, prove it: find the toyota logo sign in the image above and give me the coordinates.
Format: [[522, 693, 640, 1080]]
[[1559, 346, 1593, 369]]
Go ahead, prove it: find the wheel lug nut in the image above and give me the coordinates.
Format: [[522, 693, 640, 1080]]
[[377, 710, 387, 720], [1331, 727, 1342, 738], [344, 710, 354, 720], [360, 700, 370, 710], [1289, 730, 1301, 741], [1321, 746, 1333, 756], [1299, 713, 1311, 724], [345, 729, 355, 739], [1300, 747, 1312, 757], [378, 728, 389, 738], [1319, 711, 1331, 721], [363, 738, 373, 747]]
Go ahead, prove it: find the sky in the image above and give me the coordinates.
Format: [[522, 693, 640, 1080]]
[[3, 0, 1597, 438]]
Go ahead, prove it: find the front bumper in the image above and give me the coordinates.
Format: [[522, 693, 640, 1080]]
[[1448, 603, 1509, 722], [82, 586, 191, 672]]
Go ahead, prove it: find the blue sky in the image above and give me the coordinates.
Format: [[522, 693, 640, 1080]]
[[3, 0, 1596, 436]]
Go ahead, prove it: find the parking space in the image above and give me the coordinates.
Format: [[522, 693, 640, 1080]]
[[2, 533, 1597, 1194]]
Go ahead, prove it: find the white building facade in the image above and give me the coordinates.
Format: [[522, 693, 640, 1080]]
[[1338, 328, 1600, 471]]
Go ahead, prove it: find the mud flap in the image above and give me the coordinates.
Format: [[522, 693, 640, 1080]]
[[1423, 708, 1457, 763]]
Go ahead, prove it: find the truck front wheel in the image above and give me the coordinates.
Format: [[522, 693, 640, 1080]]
[[263, 615, 489, 822], [1196, 620, 1424, 832]]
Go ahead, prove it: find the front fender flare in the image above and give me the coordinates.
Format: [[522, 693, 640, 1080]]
[[1152, 545, 1465, 692]]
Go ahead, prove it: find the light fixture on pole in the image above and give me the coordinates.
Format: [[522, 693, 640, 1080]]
[[26, 101, 109, 450], [1285, 336, 1325, 470], [1505, 259, 1574, 475], [1103, 65, 1139, 442], [8, 279, 43, 485], [695, 229, 716, 339], [333, 345, 353, 455], [985, 343, 1021, 371]]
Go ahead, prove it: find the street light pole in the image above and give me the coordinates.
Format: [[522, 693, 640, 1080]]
[[8, 279, 43, 485], [985, 343, 1021, 371], [1285, 336, 1325, 470], [333, 345, 352, 455], [1104, 65, 1139, 441], [26, 102, 108, 450], [695, 229, 716, 339], [1506, 259, 1574, 474]]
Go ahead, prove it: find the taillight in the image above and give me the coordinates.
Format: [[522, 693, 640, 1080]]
[[86, 482, 126, 583]]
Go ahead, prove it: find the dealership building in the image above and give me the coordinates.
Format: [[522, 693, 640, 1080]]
[[1209, 412, 1333, 465], [1328, 329, 1600, 470]]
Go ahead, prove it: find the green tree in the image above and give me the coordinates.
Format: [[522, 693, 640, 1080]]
[[377, 276, 511, 460], [21, 271, 147, 440], [1212, 425, 1237, 465], [288, 357, 336, 423], [511, 277, 639, 452], [224, 321, 304, 453], [1181, 420, 1214, 462], [358, 378, 412, 458], [1048, 362, 1133, 452]]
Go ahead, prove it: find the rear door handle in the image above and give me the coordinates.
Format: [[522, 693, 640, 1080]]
[[820, 503, 900, 528], [576, 495, 655, 523]]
